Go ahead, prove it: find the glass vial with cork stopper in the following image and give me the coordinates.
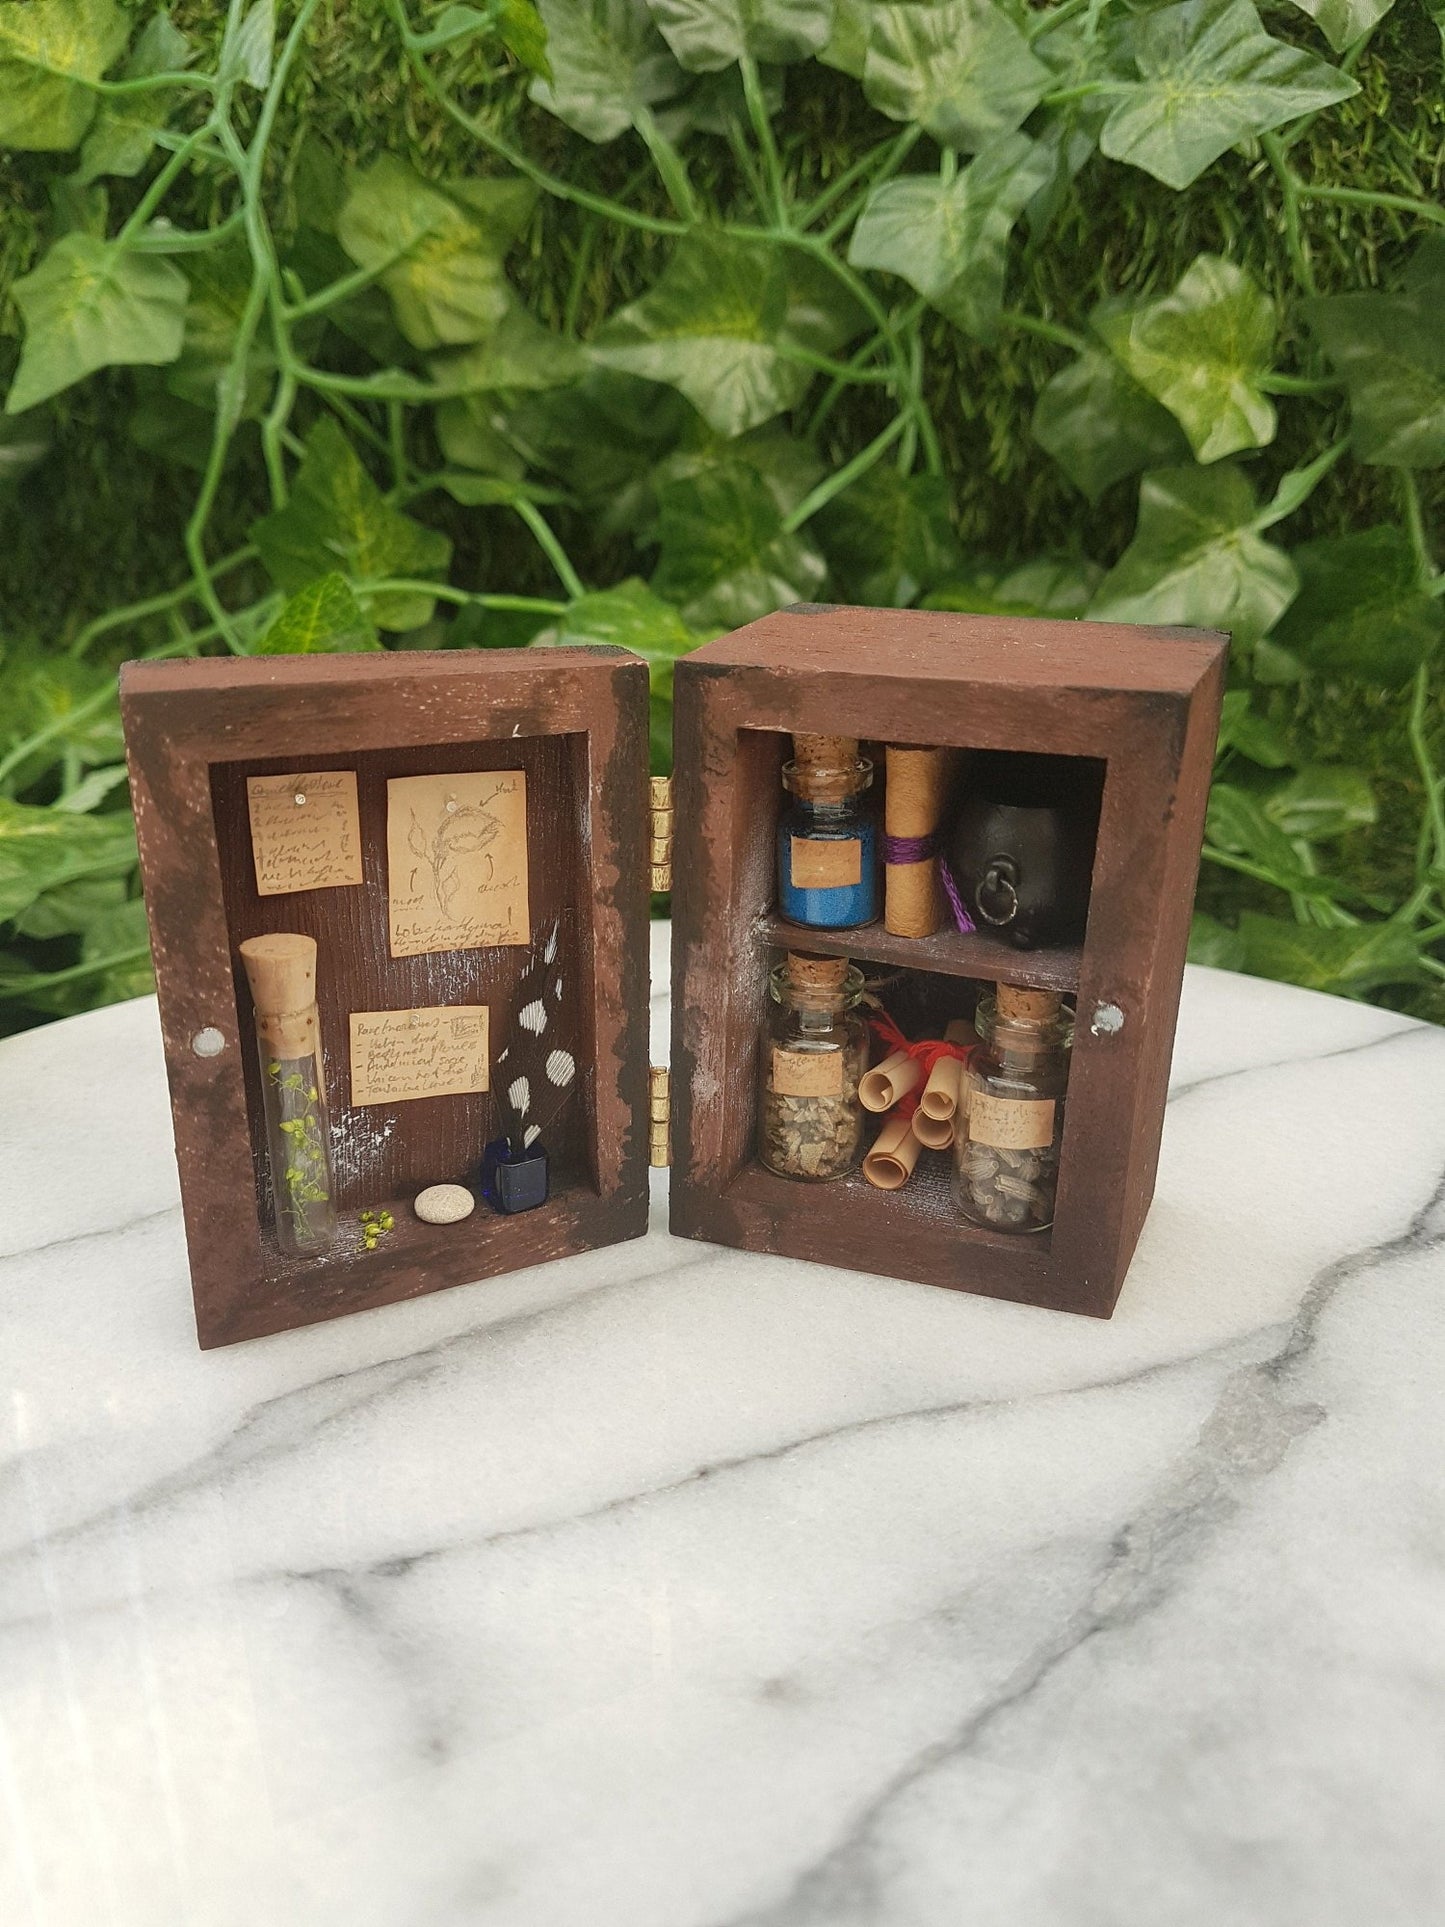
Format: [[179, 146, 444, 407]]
[[953, 983, 1071, 1233], [777, 733, 878, 929], [757, 951, 869, 1180], [239, 933, 337, 1256]]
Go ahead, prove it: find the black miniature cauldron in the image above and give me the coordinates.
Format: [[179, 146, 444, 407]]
[[946, 752, 1102, 949]]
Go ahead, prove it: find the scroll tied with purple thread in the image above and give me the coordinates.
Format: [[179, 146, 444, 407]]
[[883, 746, 967, 937]]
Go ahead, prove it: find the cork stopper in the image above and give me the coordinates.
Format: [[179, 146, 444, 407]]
[[785, 950, 849, 994], [787, 733, 868, 803], [793, 733, 857, 774], [996, 983, 1061, 1024], [240, 933, 320, 1060]]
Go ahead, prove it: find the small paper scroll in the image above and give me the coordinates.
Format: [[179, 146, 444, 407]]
[[247, 770, 362, 896], [387, 771, 530, 958], [349, 1005, 490, 1107]]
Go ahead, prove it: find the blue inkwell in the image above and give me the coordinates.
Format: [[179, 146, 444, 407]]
[[777, 736, 879, 929]]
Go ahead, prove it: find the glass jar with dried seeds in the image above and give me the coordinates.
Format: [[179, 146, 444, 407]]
[[757, 952, 868, 1181], [954, 984, 1072, 1233]]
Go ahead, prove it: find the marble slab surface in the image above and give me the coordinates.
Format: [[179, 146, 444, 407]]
[[2, 924, 1444, 1926]]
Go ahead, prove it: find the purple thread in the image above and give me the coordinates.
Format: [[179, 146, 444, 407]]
[[882, 832, 936, 864], [882, 831, 977, 933], [939, 858, 977, 935]]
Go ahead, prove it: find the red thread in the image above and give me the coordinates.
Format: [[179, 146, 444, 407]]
[[868, 1010, 973, 1119]]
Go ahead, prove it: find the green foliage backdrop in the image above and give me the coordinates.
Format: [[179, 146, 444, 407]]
[[1, 0, 1443, 1032]]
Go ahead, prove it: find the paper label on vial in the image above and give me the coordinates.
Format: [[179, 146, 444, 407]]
[[771, 1047, 843, 1098], [968, 1093, 1056, 1149], [790, 835, 862, 889]]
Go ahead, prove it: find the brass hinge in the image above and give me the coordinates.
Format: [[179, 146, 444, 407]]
[[649, 1064, 670, 1168], [650, 775, 673, 895]]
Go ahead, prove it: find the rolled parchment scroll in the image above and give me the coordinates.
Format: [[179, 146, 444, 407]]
[[909, 1107, 954, 1151], [884, 746, 956, 938], [917, 1019, 973, 1124], [859, 1048, 921, 1114], [862, 1112, 924, 1190]]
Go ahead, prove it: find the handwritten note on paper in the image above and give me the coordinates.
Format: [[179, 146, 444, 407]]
[[247, 770, 363, 896], [349, 1006, 490, 1106], [386, 770, 530, 958]]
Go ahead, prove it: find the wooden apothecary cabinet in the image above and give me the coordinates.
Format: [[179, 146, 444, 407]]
[[121, 606, 1226, 1348]]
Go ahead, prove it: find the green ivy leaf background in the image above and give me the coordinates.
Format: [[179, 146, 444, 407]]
[[0, 0, 1443, 1031]]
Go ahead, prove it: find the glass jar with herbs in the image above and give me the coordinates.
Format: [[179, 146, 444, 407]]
[[757, 951, 868, 1181], [954, 984, 1071, 1233]]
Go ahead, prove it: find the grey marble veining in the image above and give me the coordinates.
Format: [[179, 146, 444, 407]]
[[1, 924, 1442, 1926]]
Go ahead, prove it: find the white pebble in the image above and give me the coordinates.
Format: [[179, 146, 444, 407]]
[[412, 1183, 476, 1225]]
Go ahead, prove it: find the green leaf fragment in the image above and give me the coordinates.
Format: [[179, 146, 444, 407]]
[[1100, 0, 1357, 191], [650, 463, 827, 627], [0, 0, 127, 152], [594, 230, 863, 437], [647, 0, 833, 72], [1304, 241, 1445, 469], [1094, 255, 1277, 464], [7, 233, 188, 414], [535, 577, 706, 694], [1269, 527, 1445, 684], [254, 573, 381, 655], [925, 556, 1104, 618], [220, 0, 273, 90], [815, 466, 961, 605], [863, 0, 1049, 154], [336, 158, 535, 351], [847, 134, 1053, 342], [250, 419, 451, 631], [1032, 344, 1189, 501], [1235, 913, 1423, 995], [1188, 912, 1246, 969], [0, 797, 137, 924], [1284, 0, 1395, 55], [77, 10, 190, 182], [430, 302, 585, 393], [1262, 766, 1376, 840], [1089, 463, 1298, 643], [1214, 690, 1293, 769], [528, 0, 683, 139]]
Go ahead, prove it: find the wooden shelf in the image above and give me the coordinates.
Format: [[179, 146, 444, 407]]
[[755, 911, 1082, 993]]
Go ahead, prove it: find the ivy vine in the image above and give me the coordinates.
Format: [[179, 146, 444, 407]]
[[0, 0, 1443, 1019]]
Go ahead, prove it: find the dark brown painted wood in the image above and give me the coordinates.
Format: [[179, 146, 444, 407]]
[[121, 649, 651, 1348], [756, 912, 1083, 993], [668, 605, 1228, 1319], [123, 608, 1225, 1342]]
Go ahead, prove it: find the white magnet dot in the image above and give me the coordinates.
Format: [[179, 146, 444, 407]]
[[445, 798, 457, 813], [191, 1027, 226, 1058], [294, 793, 306, 806], [1090, 1002, 1125, 1037]]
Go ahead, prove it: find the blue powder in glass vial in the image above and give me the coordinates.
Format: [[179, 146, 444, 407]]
[[777, 812, 879, 928]]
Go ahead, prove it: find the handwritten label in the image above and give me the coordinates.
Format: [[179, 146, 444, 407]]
[[386, 771, 530, 958], [247, 770, 362, 896], [349, 1006, 490, 1107], [791, 835, 861, 889], [968, 1093, 1056, 1150], [771, 1046, 843, 1097]]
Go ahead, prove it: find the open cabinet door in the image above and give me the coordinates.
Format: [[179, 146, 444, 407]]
[[122, 647, 652, 1349]]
